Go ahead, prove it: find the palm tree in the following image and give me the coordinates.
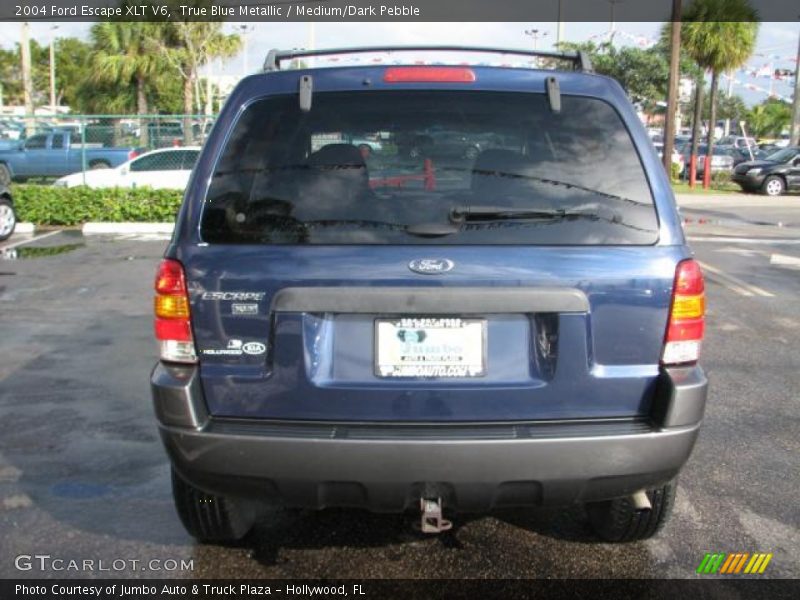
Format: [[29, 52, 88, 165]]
[[680, 0, 758, 177], [91, 22, 167, 146], [159, 21, 241, 145]]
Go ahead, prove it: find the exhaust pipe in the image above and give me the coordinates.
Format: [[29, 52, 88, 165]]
[[631, 490, 652, 511]]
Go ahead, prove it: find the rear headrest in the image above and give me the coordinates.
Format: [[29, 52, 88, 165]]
[[307, 143, 366, 168], [296, 143, 371, 210]]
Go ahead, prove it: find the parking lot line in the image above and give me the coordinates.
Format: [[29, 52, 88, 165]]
[[697, 261, 774, 298], [0, 230, 61, 250], [769, 253, 800, 269]]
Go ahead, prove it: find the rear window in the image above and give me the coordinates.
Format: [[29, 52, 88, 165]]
[[201, 90, 658, 245]]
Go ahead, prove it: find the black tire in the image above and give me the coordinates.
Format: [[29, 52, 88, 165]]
[[89, 160, 111, 170], [587, 480, 677, 543], [0, 197, 15, 242], [760, 175, 785, 197], [171, 469, 256, 543], [0, 164, 11, 186]]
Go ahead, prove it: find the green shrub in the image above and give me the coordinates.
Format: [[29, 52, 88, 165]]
[[670, 161, 682, 182], [711, 171, 732, 190], [13, 185, 184, 226]]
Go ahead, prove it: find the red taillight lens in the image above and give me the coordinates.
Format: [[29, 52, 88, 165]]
[[154, 259, 196, 363], [662, 259, 705, 365], [155, 258, 187, 295], [128, 149, 139, 161], [383, 66, 476, 83]]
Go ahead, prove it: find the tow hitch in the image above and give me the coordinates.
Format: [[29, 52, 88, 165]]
[[419, 497, 452, 533]]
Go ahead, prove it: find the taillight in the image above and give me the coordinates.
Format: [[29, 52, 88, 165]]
[[383, 66, 476, 83], [154, 258, 196, 363], [128, 149, 139, 160], [662, 259, 705, 365]]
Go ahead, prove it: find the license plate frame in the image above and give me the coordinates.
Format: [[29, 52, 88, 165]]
[[374, 317, 487, 378]]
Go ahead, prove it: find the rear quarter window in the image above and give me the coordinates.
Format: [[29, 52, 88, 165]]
[[201, 90, 658, 245]]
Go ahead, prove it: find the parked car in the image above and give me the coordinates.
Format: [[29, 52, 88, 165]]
[[718, 135, 757, 150], [0, 130, 139, 184], [147, 121, 184, 147], [674, 135, 691, 147], [397, 129, 486, 160], [151, 46, 707, 544], [653, 142, 685, 171], [729, 146, 768, 166], [0, 184, 14, 242], [0, 119, 25, 141], [347, 135, 383, 155], [54, 147, 201, 190], [757, 142, 781, 154], [731, 146, 800, 196], [678, 143, 735, 177]]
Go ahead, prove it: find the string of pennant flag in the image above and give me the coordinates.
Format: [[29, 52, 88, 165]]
[[721, 73, 793, 103]]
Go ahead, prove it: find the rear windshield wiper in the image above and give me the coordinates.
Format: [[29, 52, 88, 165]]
[[449, 205, 622, 224]]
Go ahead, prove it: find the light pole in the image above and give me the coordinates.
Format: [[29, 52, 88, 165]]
[[556, 0, 565, 49], [237, 24, 254, 77], [662, 0, 682, 175], [524, 29, 549, 51], [20, 22, 34, 135], [790, 31, 800, 146], [49, 25, 59, 111], [607, 0, 624, 42]]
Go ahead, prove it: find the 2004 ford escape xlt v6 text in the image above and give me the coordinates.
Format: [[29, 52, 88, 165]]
[[151, 46, 708, 543]]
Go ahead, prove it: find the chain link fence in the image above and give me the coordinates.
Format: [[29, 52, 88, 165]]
[[0, 114, 214, 186]]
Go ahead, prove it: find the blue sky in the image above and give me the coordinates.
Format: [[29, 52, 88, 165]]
[[2, 20, 797, 106]]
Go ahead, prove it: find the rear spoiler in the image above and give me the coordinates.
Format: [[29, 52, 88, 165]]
[[263, 45, 593, 73]]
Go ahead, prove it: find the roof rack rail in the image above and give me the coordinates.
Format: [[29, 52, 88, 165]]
[[263, 46, 593, 73]]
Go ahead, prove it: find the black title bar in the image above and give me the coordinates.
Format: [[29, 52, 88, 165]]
[[3, 0, 796, 22]]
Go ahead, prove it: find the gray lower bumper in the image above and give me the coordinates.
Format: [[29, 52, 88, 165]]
[[151, 363, 707, 511]]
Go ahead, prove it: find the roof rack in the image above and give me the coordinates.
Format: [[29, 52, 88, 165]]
[[263, 46, 593, 73]]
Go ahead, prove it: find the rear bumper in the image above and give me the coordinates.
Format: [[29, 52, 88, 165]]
[[151, 363, 707, 511]]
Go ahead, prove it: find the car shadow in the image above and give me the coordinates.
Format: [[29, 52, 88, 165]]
[[243, 503, 602, 567]]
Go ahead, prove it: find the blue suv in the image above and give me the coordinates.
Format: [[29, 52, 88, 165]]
[[151, 46, 707, 543]]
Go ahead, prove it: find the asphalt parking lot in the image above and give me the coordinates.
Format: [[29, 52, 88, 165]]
[[0, 193, 798, 579]]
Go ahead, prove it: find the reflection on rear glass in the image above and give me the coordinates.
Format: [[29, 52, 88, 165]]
[[202, 91, 658, 245]]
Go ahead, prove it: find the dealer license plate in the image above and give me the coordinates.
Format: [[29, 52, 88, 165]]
[[375, 317, 486, 378]]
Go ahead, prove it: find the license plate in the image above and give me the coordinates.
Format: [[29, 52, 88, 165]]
[[375, 317, 486, 378]]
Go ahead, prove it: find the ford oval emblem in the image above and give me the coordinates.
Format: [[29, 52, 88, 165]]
[[408, 258, 455, 275]]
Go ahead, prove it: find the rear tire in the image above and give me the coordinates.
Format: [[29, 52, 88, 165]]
[[587, 480, 677, 542], [761, 175, 785, 197], [171, 469, 256, 543]]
